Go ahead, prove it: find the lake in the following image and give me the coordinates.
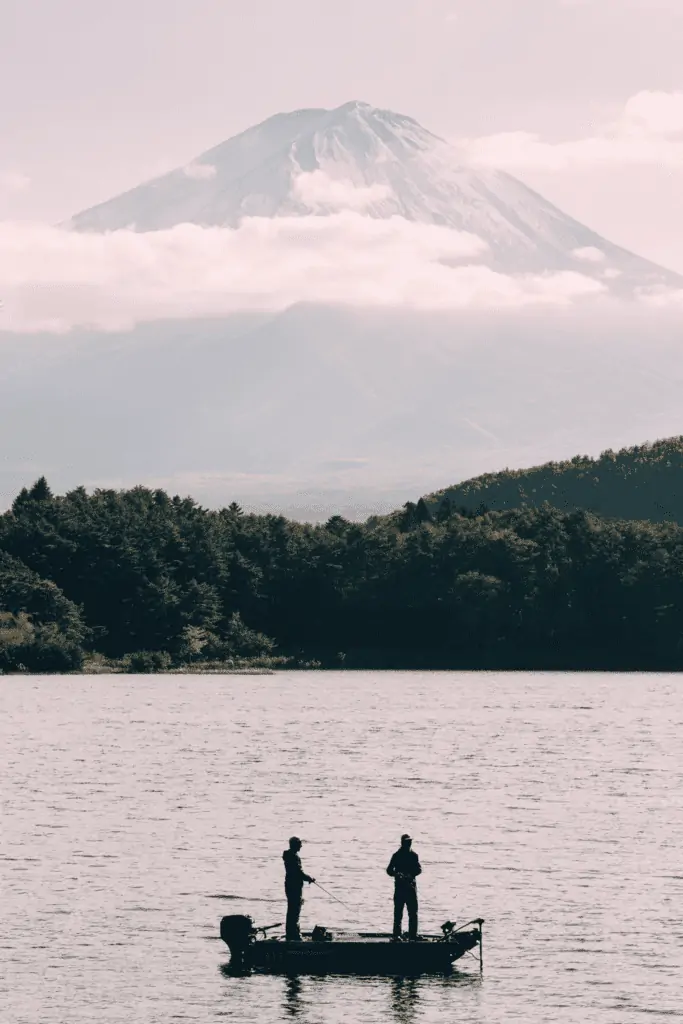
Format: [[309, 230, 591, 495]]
[[2, 672, 682, 1023]]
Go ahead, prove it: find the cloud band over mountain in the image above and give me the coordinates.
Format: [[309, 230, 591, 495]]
[[0, 214, 620, 333]]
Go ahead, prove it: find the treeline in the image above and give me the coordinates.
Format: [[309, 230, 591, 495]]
[[2, 472, 683, 672], [426, 436, 683, 524]]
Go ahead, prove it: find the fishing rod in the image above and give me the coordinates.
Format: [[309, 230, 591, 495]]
[[313, 881, 358, 915], [208, 886, 356, 915], [208, 886, 357, 916]]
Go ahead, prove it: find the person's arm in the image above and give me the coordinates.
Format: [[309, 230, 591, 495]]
[[386, 853, 397, 877], [297, 854, 314, 884], [413, 855, 422, 878]]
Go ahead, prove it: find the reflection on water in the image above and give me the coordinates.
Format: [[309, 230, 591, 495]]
[[278, 975, 425, 1024], [284, 975, 304, 1018], [390, 977, 420, 1023], [2, 671, 683, 1024], [274, 972, 481, 1024]]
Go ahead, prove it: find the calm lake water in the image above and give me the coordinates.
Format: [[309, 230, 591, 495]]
[[2, 672, 682, 1023]]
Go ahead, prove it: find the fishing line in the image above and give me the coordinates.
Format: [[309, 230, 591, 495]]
[[312, 881, 368, 924]]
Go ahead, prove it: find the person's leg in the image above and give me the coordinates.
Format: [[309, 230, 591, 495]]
[[406, 888, 418, 940], [393, 890, 405, 939], [286, 888, 303, 940], [285, 897, 296, 939], [294, 893, 303, 938]]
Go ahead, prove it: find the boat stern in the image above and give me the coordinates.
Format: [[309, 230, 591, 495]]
[[220, 915, 255, 965]]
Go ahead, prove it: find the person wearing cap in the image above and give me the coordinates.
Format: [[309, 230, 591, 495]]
[[386, 834, 422, 941], [282, 836, 315, 941]]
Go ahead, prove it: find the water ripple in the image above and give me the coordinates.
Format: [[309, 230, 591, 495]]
[[1, 671, 681, 1023]]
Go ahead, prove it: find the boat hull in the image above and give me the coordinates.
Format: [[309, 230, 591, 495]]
[[220, 916, 481, 975]]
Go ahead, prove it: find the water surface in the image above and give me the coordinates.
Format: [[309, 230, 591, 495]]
[[2, 672, 682, 1023]]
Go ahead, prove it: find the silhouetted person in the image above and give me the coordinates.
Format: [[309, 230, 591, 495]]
[[283, 836, 315, 940], [387, 834, 422, 941]]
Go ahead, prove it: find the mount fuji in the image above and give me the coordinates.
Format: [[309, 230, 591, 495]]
[[69, 100, 681, 291], [5, 102, 683, 517]]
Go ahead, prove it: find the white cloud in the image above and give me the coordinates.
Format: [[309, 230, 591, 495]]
[[182, 162, 217, 181], [458, 91, 683, 170], [0, 171, 30, 196], [559, 0, 675, 9], [620, 91, 683, 137], [292, 171, 392, 212], [637, 284, 683, 308], [0, 214, 612, 333], [573, 246, 606, 263]]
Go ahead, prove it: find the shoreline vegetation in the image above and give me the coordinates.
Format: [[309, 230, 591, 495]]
[[82, 656, 279, 675], [79, 653, 313, 675], [4, 436, 683, 675]]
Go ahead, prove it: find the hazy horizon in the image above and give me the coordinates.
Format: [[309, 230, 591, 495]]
[[2, 304, 683, 519]]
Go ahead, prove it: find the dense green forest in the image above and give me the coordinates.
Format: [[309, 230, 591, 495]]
[[426, 437, 683, 524], [2, 442, 683, 672]]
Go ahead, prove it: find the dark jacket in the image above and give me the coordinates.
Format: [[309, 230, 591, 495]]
[[386, 848, 422, 888], [283, 849, 313, 889]]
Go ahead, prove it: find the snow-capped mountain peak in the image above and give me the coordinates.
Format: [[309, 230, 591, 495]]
[[69, 100, 681, 289]]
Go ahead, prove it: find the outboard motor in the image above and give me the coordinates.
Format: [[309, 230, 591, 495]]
[[220, 915, 255, 965]]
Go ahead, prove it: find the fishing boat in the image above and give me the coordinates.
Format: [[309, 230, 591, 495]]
[[220, 915, 484, 974]]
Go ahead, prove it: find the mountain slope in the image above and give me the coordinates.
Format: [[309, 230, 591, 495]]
[[424, 437, 683, 525], [68, 100, 681, 289]]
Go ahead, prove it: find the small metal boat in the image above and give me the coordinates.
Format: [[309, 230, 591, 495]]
[[220, 915, 484, 975]]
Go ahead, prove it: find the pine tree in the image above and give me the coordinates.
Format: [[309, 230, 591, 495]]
[[27, 477, 53, 502], [415, 498, 433, 524]]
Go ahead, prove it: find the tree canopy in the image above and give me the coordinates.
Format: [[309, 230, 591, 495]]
[[426, 436, 683, 525], [3, 440, 683, 671]]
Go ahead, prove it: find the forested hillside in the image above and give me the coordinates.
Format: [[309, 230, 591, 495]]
[[3, 471, 683, 672], [426, 437, 683, 524]]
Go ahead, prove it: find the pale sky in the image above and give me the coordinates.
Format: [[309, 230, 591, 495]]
[[2, 0, 683, 269]]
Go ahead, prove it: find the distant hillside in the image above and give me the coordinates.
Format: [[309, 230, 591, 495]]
[[425, 437, 683, 524]]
